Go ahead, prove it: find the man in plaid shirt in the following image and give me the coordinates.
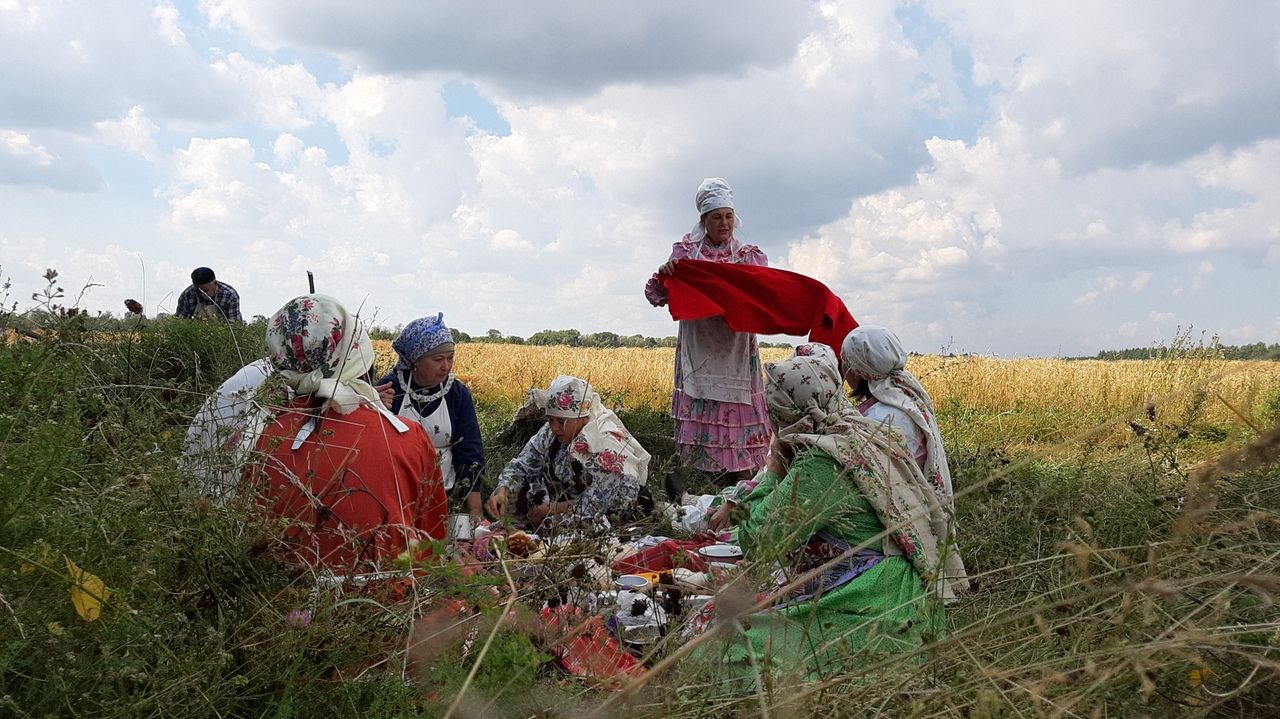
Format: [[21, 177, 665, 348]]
[[176, 267, 243, 322]]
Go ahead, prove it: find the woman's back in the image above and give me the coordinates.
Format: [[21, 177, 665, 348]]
[[253, 401, 447, 570]]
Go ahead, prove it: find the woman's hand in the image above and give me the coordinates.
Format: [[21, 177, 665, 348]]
[[527, 501, 571, 529], [376, 382, 394, 409], [486, 487, 509, 519], [657, 258, 681, 276], [765, 437, 795, 476], [708, 500, 736, 531]]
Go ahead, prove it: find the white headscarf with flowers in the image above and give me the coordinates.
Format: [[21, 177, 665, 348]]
[[841, 326, 953, 499], [266, 294, 383, 416], [544, 375, 651, 481], [765, 351, 967, 600]]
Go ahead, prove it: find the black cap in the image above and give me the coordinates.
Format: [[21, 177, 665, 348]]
[[191, 267, 216, 284]]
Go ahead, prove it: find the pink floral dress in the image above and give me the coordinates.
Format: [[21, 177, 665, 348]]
[[645, 235, 772, 473]]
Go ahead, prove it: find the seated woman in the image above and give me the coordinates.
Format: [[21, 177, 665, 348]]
[[249, 294, 448, 571], [841, 325, 953, 500], [486, 376, 651, 529], [378, 313, 486, 525], [696, 349, 967, 687]]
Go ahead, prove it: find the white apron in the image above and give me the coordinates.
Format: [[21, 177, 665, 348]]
[[399, 399, 455, 490]]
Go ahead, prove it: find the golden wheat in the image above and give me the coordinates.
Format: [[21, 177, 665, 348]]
[[374, 341, 1280, 451]]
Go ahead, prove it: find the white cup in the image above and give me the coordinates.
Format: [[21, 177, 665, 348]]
[[448, 513, 473, 541]]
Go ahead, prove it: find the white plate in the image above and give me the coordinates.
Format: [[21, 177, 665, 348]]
[[697, 543, 743, 560]]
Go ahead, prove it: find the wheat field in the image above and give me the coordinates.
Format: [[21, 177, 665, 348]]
[[374, 341, 1280, 452]]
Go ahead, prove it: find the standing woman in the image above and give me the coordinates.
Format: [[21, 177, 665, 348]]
[[645, 178, 771, 483], [379, 313, 486, 524]]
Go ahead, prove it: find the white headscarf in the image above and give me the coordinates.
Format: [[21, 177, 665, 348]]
[[544, 375, 651, 481], [688, 177, 745, 247], [266, 294, 381, 416], [765, 350, 967, 600], [841, 326, 953, 499]]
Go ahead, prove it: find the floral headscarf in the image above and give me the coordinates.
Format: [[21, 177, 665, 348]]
[[688, 177, 745, 248], [765, 351, 967, 600], [543, 375, 650, 482], [841, 326, 953, 499], [392, 313, 455, 372], [266, 294, 381, 416]]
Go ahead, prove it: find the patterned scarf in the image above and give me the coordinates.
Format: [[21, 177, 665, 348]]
[[266, 294, 381, 416], [542, 375, 651, 482], [392, 312, 455, 372], [840, 325, 953, 499], [765, 351, 967, 600]]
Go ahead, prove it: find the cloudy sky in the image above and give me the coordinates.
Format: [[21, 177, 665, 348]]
[[2, 1, 1278, 356]]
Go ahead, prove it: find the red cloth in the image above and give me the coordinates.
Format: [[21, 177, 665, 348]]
[[611, 537, 718, 574], [251, 400, 448, 570], [541, 606, 642, 684], [660, 259, 858, 351]]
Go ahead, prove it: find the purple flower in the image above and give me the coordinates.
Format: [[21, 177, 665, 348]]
[[285, 608, 312, 628]]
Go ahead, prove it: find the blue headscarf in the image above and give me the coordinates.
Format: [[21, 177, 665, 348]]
[[392, 313, 454, 371]]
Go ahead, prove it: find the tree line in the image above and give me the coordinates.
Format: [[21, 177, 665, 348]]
[[1092, 342, 1280, 361]]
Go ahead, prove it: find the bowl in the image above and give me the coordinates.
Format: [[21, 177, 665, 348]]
[[614, 574, 652, 592]]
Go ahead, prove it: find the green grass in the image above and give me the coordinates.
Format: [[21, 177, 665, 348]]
[[1, 317, 1277, 718]]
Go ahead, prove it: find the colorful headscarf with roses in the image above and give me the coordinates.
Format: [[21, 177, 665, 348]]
[[544, 375, 650, 482], [266, 294, 381, 416], [765, 351, 967, 600]]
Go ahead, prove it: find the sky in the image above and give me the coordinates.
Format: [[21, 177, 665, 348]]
[[2, 0, 1278, 356]]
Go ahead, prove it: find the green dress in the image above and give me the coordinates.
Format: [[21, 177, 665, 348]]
[[698, 448, 943, 687]]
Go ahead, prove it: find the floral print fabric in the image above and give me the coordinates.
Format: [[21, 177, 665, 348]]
[[266, 294, 380, 416], [498, 376, 651, 518], [496, 424, 643, 518]]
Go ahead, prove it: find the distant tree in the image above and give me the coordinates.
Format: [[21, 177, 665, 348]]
[[585, 331, 620, 348], [528, 329, 582, 346], [450, 328, 471, 343]]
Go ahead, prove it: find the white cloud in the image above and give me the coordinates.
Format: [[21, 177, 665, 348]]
[[200, 0, 816, 96], [0, 1, 234, 129], [1, 129, 52, 165], [929, 2, 1280, 172], [95, 105, 161, 161], [211, 53, 324, 131], [0, 128, 101, 191], [152, 0, 187, 46]]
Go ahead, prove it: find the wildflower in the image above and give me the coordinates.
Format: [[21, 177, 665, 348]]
[[285, 608, 312, 628]]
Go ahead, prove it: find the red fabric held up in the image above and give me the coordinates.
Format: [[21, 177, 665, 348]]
[[659, 259, 858, 351]]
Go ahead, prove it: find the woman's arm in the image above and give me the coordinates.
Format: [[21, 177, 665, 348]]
[[495, 424, 552, 495], [736, 450, 858, 562]]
